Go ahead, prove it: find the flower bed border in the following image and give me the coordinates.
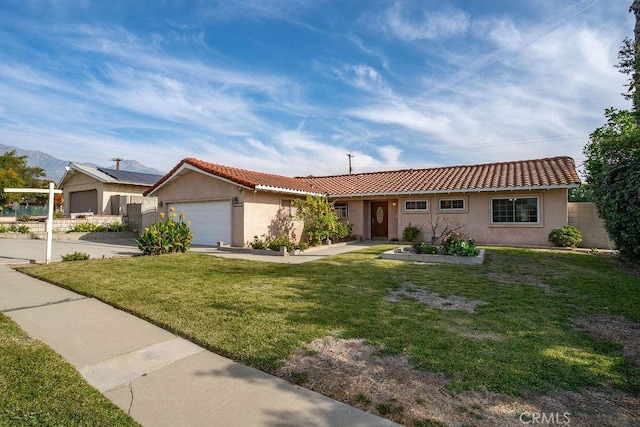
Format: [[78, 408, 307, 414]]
[[380, 247, 485, 265]]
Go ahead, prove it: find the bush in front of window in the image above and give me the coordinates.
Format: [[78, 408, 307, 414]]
[[402, 223, 421, 242], [548, 225, 583, 248]]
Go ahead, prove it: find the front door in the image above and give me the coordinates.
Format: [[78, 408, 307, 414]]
[[371, 201, 388, 239]]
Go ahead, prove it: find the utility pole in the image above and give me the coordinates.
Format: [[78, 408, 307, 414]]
[[347, 153, 354, 175], [110, 157, 124, 170]]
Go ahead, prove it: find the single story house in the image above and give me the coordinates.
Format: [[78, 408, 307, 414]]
[[145, 156, 581, 247], [59, 163, 164, 217]]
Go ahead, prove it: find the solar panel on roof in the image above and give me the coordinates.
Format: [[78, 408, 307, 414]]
[[97, 168, 164, 186]]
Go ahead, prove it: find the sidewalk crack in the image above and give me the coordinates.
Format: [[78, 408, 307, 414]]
[[1, 296, 89, 313], [128, 381, 134, 414]]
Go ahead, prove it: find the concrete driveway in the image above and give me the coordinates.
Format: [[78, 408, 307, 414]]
[[0, 238, 377, 265], [0, 238, 140, 264]]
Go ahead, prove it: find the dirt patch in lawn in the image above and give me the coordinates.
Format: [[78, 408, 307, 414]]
[[278, 336, 639, 426], [573, 315, 640, 369], [385, 281, 488, 313]]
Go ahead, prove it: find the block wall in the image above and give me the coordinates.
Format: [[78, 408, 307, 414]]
[[568, 202, 614, 249]]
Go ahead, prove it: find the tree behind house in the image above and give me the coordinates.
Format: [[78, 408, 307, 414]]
[[583, 1, 640, 263]]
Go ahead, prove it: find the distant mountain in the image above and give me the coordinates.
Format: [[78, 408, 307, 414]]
[[0, 144, 164, 182]]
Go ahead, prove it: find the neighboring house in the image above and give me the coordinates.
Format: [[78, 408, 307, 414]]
[[145, 156, 581, 247], [59, 163, 163, 217]]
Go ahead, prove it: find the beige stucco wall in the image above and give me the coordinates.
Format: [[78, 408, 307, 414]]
[[62, 172, 104, 215], [241, 192, 304, 246], [62, 172, 151, 216], [153, 170, 304, 247], [568, 202, 614, 249], [335, 189, 570, 246]]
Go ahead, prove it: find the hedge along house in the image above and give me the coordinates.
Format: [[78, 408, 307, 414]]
[[145, 156, 581, 247], [59, 163, 164, 217]]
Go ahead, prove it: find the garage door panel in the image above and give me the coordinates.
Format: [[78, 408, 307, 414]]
[[169, 201, 231, 246]]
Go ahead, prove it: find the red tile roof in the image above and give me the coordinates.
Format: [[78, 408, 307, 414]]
[[146, 156, 580, 197], [306, 156, 581, 196], [146, 157, 321, 196]]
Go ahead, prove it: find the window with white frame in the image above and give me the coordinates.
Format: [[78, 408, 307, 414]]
[[439, 198, 465, 211], [404, 200, 428, 211], [491, 197, 539, 223], [334, 203, 349, 219]]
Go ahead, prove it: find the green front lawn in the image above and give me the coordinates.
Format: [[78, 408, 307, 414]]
[[0, 314, 138, 426], [16, 245, 640, 399]]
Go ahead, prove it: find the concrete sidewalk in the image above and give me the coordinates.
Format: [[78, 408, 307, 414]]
[[0, 237, 378, 265], [0, 240, 397, 426]]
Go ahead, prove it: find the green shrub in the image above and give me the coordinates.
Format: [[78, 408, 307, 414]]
[[250, 234, 306, 253], [441, 231, 470, 252], [105, 221, 127, 232], [441, 231, 478, 256], [548, 225, 583, 248], [0, 224, 29, 233], [413, 241, 438, 254], [295, 241, 309, 251], [267, 234, 296, 252], [61, 252, 90, 261], [446, 241, 479, 257], [16, 215, 31, 222], [293, 195, 350, 245], [250, 235, 267, 249], [68, 221, 127, 232], [53, 210, 64, 219], [68, 222, 104, 232], [403, 223, 421, 242], [136, 208, 193, 255]]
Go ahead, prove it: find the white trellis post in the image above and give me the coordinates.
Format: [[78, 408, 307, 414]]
[[4, 182, 62, 264]]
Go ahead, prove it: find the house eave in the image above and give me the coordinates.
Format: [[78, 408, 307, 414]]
[[147, 163, 255, 197], [255, 184, 324, 196], [327, 183, 580, 198]]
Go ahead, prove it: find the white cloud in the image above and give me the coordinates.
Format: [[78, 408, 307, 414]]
[[349, 100, 452, 135], [383, 2, 470, 41], [334, 64, 390, 93]]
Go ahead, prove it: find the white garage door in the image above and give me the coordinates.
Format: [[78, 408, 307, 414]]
[[169, 201, 231, 246]]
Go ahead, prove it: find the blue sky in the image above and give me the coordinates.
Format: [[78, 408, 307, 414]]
[[0, 0, 632, 176]]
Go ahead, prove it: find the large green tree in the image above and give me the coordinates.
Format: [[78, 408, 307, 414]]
[[584, 109, 640, 262], [0, 150, 46, 206], [583, 2, 640, 263]]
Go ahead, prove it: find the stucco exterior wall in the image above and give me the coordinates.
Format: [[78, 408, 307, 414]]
[[101, 183, 151, 215], [153, 171, 304, 247], [241, 192, 303, 246], [342, 199, 365, 239], [153, 170, 240, 244], [399, 190, 568, 246], [62, 172, 152, 216], [337, 189, 569, 246], [62, 172, 105, 215], [568, 202, 614, 249]]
